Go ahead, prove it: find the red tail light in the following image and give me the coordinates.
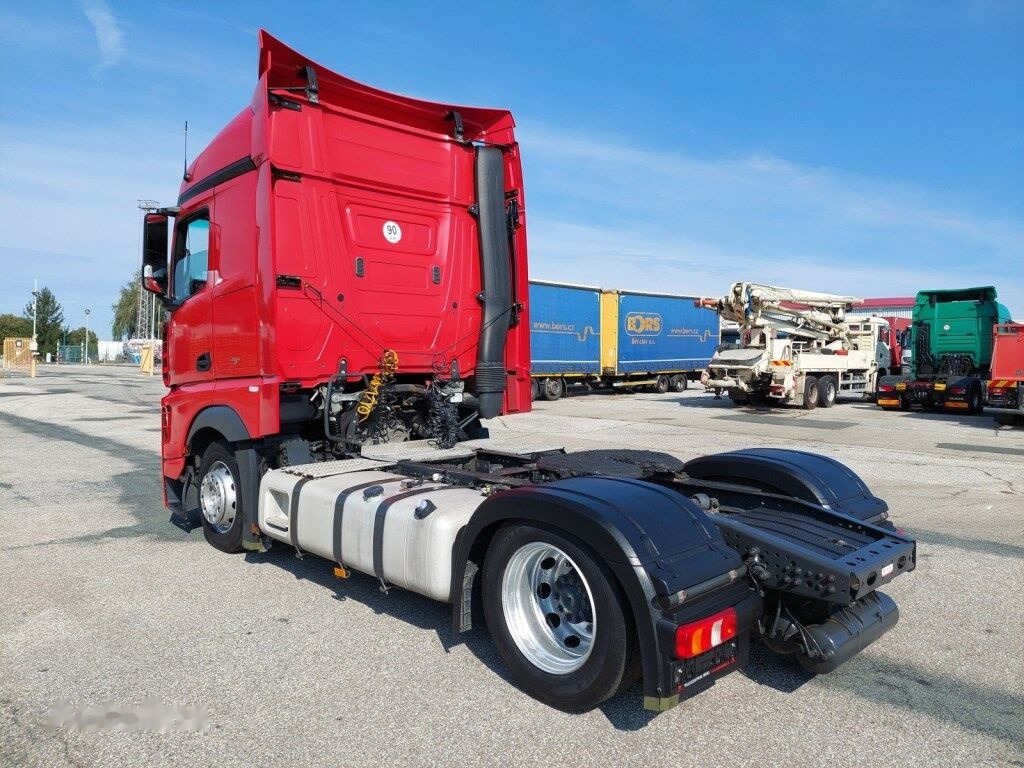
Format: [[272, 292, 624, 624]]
[[877, 384, 894, 393], [990, 387, 1005, 396], [949, 386, 966, 395], [675, 607, 737, 659]]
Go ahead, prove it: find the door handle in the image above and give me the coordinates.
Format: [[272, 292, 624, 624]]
[[196, 352, 212, 372]]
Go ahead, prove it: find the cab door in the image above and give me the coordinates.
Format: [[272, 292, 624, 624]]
[[165, 208, 215, 388]]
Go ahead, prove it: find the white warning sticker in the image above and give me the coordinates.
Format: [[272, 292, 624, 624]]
[[382, 220, 402, 244]]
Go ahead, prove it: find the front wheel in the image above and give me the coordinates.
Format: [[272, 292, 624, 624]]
[[482, 524, 639, 712], [197, 441, 245, 553]]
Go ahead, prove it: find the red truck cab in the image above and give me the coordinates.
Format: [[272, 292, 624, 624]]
[[988, 323, 1024, 426], [142, 31, 531, 517]]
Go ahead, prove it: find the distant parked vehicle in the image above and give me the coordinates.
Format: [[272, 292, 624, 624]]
[[529, 280, 719, 400], [987, 322, 1024, 426], [876, 287, 1011, 414]]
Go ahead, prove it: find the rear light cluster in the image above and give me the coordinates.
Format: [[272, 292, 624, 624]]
[[675, 607, 737, 659], [990, 387, 1006, 396], [877, 383, 895, 393], [948, 386, 966, 396]]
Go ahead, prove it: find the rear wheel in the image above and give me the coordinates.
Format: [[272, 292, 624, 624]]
[[654, 375, 670, 394], [530, 378, 540, 402], [483, 524, 639, 712], [197, 441, 244, 553], [967, 381, 984, 415], [670, 374, 688, 392], [898, 393, 912, 411], [802, 376, 820, 410], [541, 378, 563, 401], [819, 375, 837, 408]]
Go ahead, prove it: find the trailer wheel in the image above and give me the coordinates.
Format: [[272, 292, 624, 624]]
[[899, 393, 912, 411], [530, 378, 540, 402], [670, 374, 688, 392], [654, 375, 670, 394], [802, 377, 820, 410], [483, 524, 639, 712], [819, 376, 837, 408], [541, 378, 563, 401], [197, 441, 244, 553]]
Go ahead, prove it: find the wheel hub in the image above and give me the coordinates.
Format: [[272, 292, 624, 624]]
[[199, 461, 237, 533], [501, 542, 596, 674]]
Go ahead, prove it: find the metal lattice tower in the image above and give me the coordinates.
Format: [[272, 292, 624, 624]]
[[136, 200, 160, 340]]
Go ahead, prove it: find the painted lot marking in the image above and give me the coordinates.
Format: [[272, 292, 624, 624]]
[[714, 414, 856, 430], [935, 442, 1024, 457]]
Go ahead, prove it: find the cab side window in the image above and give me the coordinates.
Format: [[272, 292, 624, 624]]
[[172, 216, 210, 301]]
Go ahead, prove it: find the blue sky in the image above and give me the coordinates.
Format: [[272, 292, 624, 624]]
[[1, 1, 1021, 338]]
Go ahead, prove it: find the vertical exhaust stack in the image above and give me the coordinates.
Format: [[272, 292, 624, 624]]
[[473, 146, 513, 418]]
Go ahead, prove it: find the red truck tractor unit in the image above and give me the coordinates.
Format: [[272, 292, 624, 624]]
[[141, 31, 914, 713], [988, 323, 1024, 426]]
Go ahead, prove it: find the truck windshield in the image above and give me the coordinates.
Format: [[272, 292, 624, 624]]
[[173, 217, 210, 301]]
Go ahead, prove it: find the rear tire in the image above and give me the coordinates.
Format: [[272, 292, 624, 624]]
[[654, 375, 670, 394], [802, 376, 820, 410], [530, 378, 540, 402], [482, 524, 639, 712], [819, 375, 837, 408], [197, 441, 245, 553], [541, 378, 563, 401], [967, 381, 984, 415], [670, 374, 688, 392]]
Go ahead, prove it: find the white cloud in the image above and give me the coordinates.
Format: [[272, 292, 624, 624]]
[[517, 123, 1024, 314], [79, 0, 125, 70]]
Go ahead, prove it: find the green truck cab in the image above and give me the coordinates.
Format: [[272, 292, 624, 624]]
[[877, 286, 1012, 413]]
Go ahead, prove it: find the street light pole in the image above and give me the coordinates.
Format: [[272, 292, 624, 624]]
[[84, 308, 91, 366]]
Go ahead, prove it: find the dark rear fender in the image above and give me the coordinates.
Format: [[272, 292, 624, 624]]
[[450, 476, 743, 702], [683, 448, 888, 524]]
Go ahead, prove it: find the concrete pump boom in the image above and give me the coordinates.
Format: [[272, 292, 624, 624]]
[[696, 282, 863, 343]]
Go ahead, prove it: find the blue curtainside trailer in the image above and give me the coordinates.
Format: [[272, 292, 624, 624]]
[[615, 290, 719, 375], [529, 281, 719, 400], [529, 281, 602, 377]]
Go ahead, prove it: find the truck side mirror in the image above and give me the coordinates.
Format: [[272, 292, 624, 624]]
[[142, 213, 170, 297]]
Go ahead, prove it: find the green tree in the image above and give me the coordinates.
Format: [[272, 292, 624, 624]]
[[0, 313, 32, 348], [23, 287, 63, 357], [65, 326, 100, 362], [111, 270, 140, 340]]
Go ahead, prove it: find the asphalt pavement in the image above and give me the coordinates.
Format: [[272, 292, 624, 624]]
[[1, 366, 1022, 768]]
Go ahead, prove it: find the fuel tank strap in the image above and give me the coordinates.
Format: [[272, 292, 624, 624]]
[[289, 477, 313, 558], [331, 479, 397, 568]]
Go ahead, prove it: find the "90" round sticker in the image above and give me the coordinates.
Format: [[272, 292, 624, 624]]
[[382, 221, 402, 244]]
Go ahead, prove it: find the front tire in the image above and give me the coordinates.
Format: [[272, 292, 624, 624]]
[[197, 441, 245, 553], [482, 524, 639, 712]]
